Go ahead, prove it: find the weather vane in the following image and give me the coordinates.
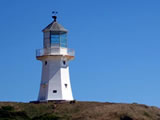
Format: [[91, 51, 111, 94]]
[[52, 11, 58, 22], [52, 11, 58, 16]]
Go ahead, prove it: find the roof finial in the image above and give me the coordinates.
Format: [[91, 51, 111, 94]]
[[52, 11, 58, 22]]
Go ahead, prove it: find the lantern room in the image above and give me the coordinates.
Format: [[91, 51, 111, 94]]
[[42, 16, 68, 48]]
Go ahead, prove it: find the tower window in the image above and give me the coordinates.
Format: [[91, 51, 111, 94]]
[[45, 61, 47, 65], [53, 90, 57, 93], [63, 61, 66, 65], [65, 84, 67, 88]]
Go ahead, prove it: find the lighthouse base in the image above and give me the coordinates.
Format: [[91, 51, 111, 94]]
[[30, 100, 76, 104]]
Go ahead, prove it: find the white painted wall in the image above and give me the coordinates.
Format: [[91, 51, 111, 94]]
[[61, 66, 73, 100], [38, 56, 74, 101]]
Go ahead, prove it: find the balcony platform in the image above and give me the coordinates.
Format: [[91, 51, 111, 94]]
[[36, 54, 74, 60], [36, 47, 75, 60]]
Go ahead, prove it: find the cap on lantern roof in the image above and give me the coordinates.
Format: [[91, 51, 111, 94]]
[[42, 15, 68, 33]]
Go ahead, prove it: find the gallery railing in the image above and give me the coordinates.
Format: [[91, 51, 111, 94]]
[[36, 47, 75, 57]]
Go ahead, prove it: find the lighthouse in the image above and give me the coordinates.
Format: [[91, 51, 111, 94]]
[[36, 14, 74, 101]]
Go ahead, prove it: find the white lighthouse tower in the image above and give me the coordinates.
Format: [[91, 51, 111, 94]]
[[36, 14, 74, 101]]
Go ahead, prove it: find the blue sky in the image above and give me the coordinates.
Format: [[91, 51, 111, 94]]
[[0, 0, 160, 107]]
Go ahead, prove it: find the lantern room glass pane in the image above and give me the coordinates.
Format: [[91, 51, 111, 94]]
[[51, 35, 60, 47], [51, 35, 60, 44], [60, 34, 67, 48], [50, 33, 67, 48]]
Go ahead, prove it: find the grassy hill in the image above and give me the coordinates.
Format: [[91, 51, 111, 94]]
[[0, 101, 160, 120]]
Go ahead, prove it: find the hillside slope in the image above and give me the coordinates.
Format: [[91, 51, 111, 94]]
[[0, 101, 160, 120]]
